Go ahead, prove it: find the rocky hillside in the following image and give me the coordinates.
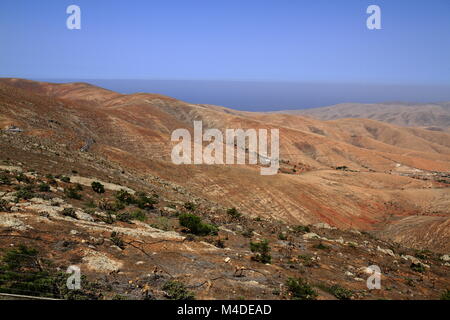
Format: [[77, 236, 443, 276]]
[[280, 102, 450, 130], [0, 78, 449, 300]]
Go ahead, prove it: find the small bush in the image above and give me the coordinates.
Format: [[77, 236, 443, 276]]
[[60, 176, 71, 183], [0, 173, 11, 185], [15, 173, 31, 183], [65, 187, 82, 200], [410, 263, 426, 273], [110, 232, 125, 249], [14, 185, 35, 200], [130, 209, 146, 222], [114, 190, 136, 205], [162, 280, 195, 300], [327, 284, 353, 300], [0, 199, 11, 212], [278, 232, 288, 240], [250, 239, 271, 264], [179, 213, 218, 236], [91, 181, 105, 194], [38, 183, 51, 192], [313, 242, 329, 250], [62, 208, 77, 219], [286, 277, 317, 300], [97, 198, 115, 211], [116, 212, 132, 223], [292, 225, 310, 233], [441, 289, 450, 300], [227, 207, 241, 219], [135, 192, 158, 210], [183, 202, 196, 211]]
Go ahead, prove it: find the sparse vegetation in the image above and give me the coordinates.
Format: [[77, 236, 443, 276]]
[[38, 182, 50, 192], [441, 289, 450, 300], [162, 280, 195, 300], [292, 225, 310, 233], [110, 232, 125, 249], [313, 242, 329, 250], [62, 207, 77, 219], [65, 187, 82, 200], [178, 213, 218, 236], [60, 176, 71, 183], [320, 284, 353, 300], [91, 181, 105, 194], [14, 185, 35, 200], [0, 245, 98, 299], [227, 207, 241, 219], [278, 232, 288, 240], [114, 189, 135, 205], [135, 192, 158, 210], [285, 277, 317, 300], [410, 263, 426, 273], [0, 173, 11, 185], [183, 201, 196, 211], [250, 239, 271, 264]]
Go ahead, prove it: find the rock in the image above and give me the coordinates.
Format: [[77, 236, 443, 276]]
[[0, 165, 22, 172], [82, 250, 123, 273], [136, 261, 144, 265], [345, 271, 355, 277], [350, 229, 362, 235], [377, 246, 395, 257], [224, 257, 231, 263], [70, 230, 79, 235], [440, 255, 450, 262], [162, 207, 177, 214], [402, 255, 430, 268], [303, 232, 321, 240], [0, 214, 32, 231], [313, 222, 335, 230]]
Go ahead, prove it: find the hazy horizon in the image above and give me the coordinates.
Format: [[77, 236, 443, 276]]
[[34, 78, 450, 111]]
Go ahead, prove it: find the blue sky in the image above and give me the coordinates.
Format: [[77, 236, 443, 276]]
[[1, 0, 449, 84]]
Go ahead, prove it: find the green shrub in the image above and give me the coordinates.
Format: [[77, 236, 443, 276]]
[[183, 202, 196, 211], [327, 284, 353, 300], [227, 207, 241, 219], [110, 232, 125, 249], [441, 289, 450, 300], [286, 277, 317, 300], [0, 173, 11, 185], [15, 173, 31, 183], [14, 185, 35, 200], [116, 212, 132, 223], [0, 246, 98, 299], [292, 225, 310, 233], [0, 199, 10, 212], [60, 176, 70, 183], [114, 189, 136, 205], [131, 209, 147, 222], [62, 208, 77, 219], [135, 192, 158, 210], [162, 280, 195, 300], [410, 263, 426, 273], [250, 239, 272, 264], [178, 213, 218, 236], [313, 242, 329, 250], [65, 187, 82, 200], [38, 183, 51, 192], [91, 181, 105, 194], [278, 232, 288, 240]]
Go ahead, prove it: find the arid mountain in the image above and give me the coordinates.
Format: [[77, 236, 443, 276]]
[[280, 102, 450, 130], [0, 79, 449, 300]]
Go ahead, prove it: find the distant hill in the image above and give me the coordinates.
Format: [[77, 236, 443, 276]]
[[280, 102, 450, 130]]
